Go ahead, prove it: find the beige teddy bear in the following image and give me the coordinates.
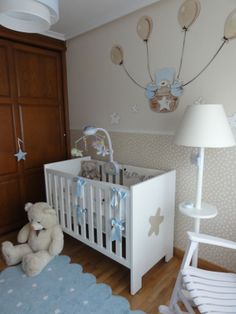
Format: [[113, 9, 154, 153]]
[[1, 202, 64, 276], [80, 160, 100, 180]]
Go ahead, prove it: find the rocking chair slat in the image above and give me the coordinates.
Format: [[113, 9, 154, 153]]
[[195, 296, 236, 306], [182, 266, 236, 282], [190, 289, 236, 300], [184, 277, 236, 292], [159, 232, 236, 314], [198, 303, 236, 313]]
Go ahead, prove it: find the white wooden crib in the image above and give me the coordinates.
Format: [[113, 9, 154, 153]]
[[44, 157, 176, 295]]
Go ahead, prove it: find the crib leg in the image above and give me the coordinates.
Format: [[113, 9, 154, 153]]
[[130, 270, 142, 295]]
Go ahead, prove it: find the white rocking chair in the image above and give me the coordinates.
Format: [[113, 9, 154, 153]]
[[159, 232, 236, 314]]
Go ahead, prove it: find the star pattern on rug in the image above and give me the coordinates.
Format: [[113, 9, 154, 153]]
[[148, 208, 164, 237], [14, 149, 27, 161], [0, 255, 143, 314], [158, 96, 171, 111]]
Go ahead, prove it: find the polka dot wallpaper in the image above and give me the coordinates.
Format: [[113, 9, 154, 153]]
[[71, 129, 236, 271]]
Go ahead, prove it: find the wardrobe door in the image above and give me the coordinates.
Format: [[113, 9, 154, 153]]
[[0, 40, 23, 234], [13, 43, 67, 205]]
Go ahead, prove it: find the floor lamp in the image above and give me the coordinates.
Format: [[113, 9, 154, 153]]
[[174, 104, 235, 266]]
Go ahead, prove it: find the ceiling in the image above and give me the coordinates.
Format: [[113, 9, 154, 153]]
[[46, 0, 160, 40]]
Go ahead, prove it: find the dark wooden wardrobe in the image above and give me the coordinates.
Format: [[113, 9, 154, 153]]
[[0, 27, 70, 235]]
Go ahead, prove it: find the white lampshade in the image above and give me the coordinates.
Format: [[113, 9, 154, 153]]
[[174, 104, 235, 148], [0, 0, 59, 33]]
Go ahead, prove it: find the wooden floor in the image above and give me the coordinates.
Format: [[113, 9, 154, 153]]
[[0, 231, 181, 314]]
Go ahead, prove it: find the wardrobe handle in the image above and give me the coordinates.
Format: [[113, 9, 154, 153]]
[[14, 137, 27, 161]]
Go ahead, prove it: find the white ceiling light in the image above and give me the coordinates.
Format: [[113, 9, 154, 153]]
[[0, 0, 59, 33]]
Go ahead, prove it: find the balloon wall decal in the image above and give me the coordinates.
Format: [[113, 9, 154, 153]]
[[111, 0, 236, 113], [110, 46, 123, 65], [178, 0, 201, 30], [137, 16, 153, 41], [224, 9, 236, 40]]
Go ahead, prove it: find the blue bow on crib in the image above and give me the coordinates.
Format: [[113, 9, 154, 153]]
[[111, 187, 127, 208], [111, 218, 125, 242], [76, 205, 87, 225], [76, 178, 86, 198]]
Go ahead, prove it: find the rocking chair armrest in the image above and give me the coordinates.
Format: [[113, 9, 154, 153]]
[[188, 232, 236, 250]]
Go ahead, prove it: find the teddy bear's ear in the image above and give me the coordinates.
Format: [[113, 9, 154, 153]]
[[43, 208, 56, 215], [25, 202, 33, 212]]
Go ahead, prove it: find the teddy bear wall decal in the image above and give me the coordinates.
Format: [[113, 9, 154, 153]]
[[111, 0, 236, 113]]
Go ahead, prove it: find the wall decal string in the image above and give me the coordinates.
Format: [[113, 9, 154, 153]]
[[111, 0, 236, 113]]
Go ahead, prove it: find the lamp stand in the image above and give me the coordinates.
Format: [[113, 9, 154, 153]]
[[179, 147, 218, 267], [192, 147, 204, 266]]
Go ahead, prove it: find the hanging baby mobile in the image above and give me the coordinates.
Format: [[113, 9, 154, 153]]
[[110, 0, 236, 113]]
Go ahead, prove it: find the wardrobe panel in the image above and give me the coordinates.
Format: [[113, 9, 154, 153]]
[[0, 31, 69, 234], [14, 45, 61, 101], [23, 171, 46, 204], [0, 45, 10, 97], [19, 104, 66, 169], [0, 104, 18, 175], [0, 179, 23, 233]]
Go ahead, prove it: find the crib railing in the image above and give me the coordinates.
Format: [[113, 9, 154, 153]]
[[45, 168, 131, 268]]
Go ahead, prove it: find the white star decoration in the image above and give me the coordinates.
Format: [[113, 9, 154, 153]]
[[148, 208, 164, 237], [131, 105, 139, 113], [110, 112, 120, 125], [158, 96, 171, 111], [14, 148, 27, 161]]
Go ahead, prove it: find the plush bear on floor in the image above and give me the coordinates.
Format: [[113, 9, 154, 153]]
[[1, 202, 64, 277]]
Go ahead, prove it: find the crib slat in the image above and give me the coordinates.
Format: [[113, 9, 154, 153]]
[[116, 197, 123, 258], [65, 178, 72, 231], [59, 177, 66, 228], [87, 184, 94, 243], [45, 171, 52, 206], [95, 185, 103, 247], [72, 178, 79, 234], [80, 182, 87, 238], [125, 192, 130, 262], [52, 174, 59, 220], [105, 187, 112, 253]]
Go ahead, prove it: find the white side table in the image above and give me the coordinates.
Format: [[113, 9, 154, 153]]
[[179, 201, 218, 266]]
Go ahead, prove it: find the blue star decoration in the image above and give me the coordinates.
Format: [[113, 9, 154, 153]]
[[14, 148, 27, 161], [148, 208, 164, 237]]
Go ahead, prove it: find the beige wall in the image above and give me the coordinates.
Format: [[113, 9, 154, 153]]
[[67, 0, 236, 270]]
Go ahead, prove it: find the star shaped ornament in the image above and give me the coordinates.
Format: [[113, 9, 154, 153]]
[[148, 208, 164, 237], [131, 104, 139, 113], [158, 96, 171, 111], [110, 112, 120, 125], [14, 148, 27, 161]]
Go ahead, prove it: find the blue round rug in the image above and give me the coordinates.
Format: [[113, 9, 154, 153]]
[[0, 255, 145, 314]]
